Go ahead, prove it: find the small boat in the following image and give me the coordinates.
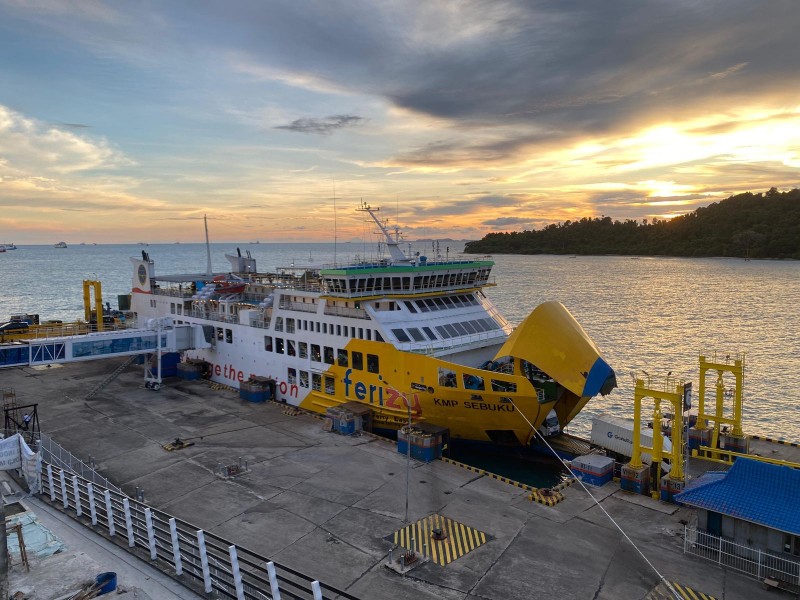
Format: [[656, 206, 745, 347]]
[[0, 243, 17, 250], [54, 241, 67, 248], [0, 247, 5, 253], [213, 279, 247, 295]]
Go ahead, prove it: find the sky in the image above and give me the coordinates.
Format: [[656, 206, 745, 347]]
[[1, 0, 799, 244]]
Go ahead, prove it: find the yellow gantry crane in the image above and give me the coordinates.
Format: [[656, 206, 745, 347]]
[[628, 375, 689, 500], [83, 279, 104, 332]]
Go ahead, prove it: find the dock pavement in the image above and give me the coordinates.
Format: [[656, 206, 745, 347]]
[[1, 359, 781, 599]]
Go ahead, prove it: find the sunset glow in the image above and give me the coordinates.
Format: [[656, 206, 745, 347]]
[[0, 1, 798, 244]]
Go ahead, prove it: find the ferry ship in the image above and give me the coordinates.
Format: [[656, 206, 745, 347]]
[[129, 205, 617, 447]]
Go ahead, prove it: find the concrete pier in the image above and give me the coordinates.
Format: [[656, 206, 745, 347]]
[[1, 359, 779, 599]]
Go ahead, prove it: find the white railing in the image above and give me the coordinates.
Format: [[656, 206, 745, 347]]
[[684, 526, 800, 585], [39, 463, 360, 600], [36, 433, 122, 494]]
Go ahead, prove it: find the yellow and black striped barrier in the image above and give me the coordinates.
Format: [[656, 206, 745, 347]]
[[389, 514, 490, 566], [528, 488, 564, 506], [750, 434, 800, 448], [647, 580, 717, 600], [440, 457, 536, 492]]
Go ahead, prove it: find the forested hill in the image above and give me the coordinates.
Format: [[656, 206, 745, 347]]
[[463, 188, 800, 259]]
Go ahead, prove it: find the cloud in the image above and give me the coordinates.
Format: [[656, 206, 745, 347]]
[[482, 216, 532, 227], [275, 114, 365, 135]]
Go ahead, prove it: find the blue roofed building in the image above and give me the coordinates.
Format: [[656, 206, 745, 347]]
[[675, 458, 800, 557]]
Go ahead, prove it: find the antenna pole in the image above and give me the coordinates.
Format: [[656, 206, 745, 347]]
[[204, 214, 212, 277], [333, 180, 337, 267]]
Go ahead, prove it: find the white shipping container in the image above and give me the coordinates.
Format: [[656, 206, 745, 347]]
[[590, 415, 672, 464]]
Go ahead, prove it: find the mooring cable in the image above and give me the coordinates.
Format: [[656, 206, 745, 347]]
[[508, 398, 682, 600]]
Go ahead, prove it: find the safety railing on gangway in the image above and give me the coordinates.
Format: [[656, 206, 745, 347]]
[[40, 463, 361, 600]]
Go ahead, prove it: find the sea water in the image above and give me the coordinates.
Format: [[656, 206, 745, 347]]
[[1, 244, 799, 483]]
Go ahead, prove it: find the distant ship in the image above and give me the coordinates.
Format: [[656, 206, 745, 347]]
[[0, 243, 17, 250], [54, 241, 67, 248]]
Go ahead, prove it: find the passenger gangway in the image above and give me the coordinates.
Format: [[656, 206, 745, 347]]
[[0, 319, 210, 386]]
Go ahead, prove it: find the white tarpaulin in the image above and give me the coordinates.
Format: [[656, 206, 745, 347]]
[[0, 434, 42, 494]]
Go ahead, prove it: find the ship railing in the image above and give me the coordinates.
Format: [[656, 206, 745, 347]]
[[152, 287, 194, 299], [185, 309, 239, 324], [279, 299, 319, 314], [322, 279, 495, 299], [323, 305, 370, 320], [684, 525, 800, 586], [402, 329, 506, 354], [37, 462, 361, 600], [2, 322, 133, 343]]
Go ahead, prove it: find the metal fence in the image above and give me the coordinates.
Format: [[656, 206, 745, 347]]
[[35, 433, 122, 494], [40, 462, 361, 600], [684, 525, 800, 585]]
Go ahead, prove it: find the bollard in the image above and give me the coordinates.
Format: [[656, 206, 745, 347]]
[[169, 518, 182, 575]]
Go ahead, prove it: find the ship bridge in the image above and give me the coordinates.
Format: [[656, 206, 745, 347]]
[[0, 321, 208, 370]]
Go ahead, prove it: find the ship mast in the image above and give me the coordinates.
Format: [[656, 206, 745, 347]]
[[204, 214, 212, 277], [357, 201, 411, 265]]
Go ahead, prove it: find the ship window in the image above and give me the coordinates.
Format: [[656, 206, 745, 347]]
[[435, 325, 450, 339], [324, 346, 334, 364], [338, 349, 348, 367], [407, 328, 426, 342], [389, 302, 396, 311], [264, 336, 273, 352], [352, 351, 363, 370], [170, 303, 176, 314], [434, 298, 446, 308], [472, 320, 488, 332], [337, 324, 342, 336], [287, 340, 296, 356], [299, 371, 309, 388], [439, 368, 457, 387], [375, 331, 384, 342], [405, 301, 417, 314], [177, 305, 182, 315], [323, 323, 328, 334], [299, 342, 308, 359], [275, 317, 283, 332], [392, 329, 411, 343], [422, 327, 437, 340], [325, 376, 335, 395], [425, 299, 437, 310], [461, 321, 477, 334], [416, 300, 429, 312], [491, 379, 517, 393], [358, 328, 364, 339], [366, 329, 371, 341], [288, 368, 297, 385], [453, 322, 469, 336], [312, 373, 321, 391], [442, 296, 454, 307], [216, 328, 224, 341], [463, 374, 485, 390], [287, 318, 295, 333], [226, 329, 233, 343], [276, 338, 284, 354], [311, 344, 321, 362], [444, 324, 459, 337], [367, 354, 379, 373], [316, 322, 320, 333]]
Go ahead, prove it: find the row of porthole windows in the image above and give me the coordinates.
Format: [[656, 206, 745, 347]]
[[265, 337, 380, 373], [273, 316, 384, 342]]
